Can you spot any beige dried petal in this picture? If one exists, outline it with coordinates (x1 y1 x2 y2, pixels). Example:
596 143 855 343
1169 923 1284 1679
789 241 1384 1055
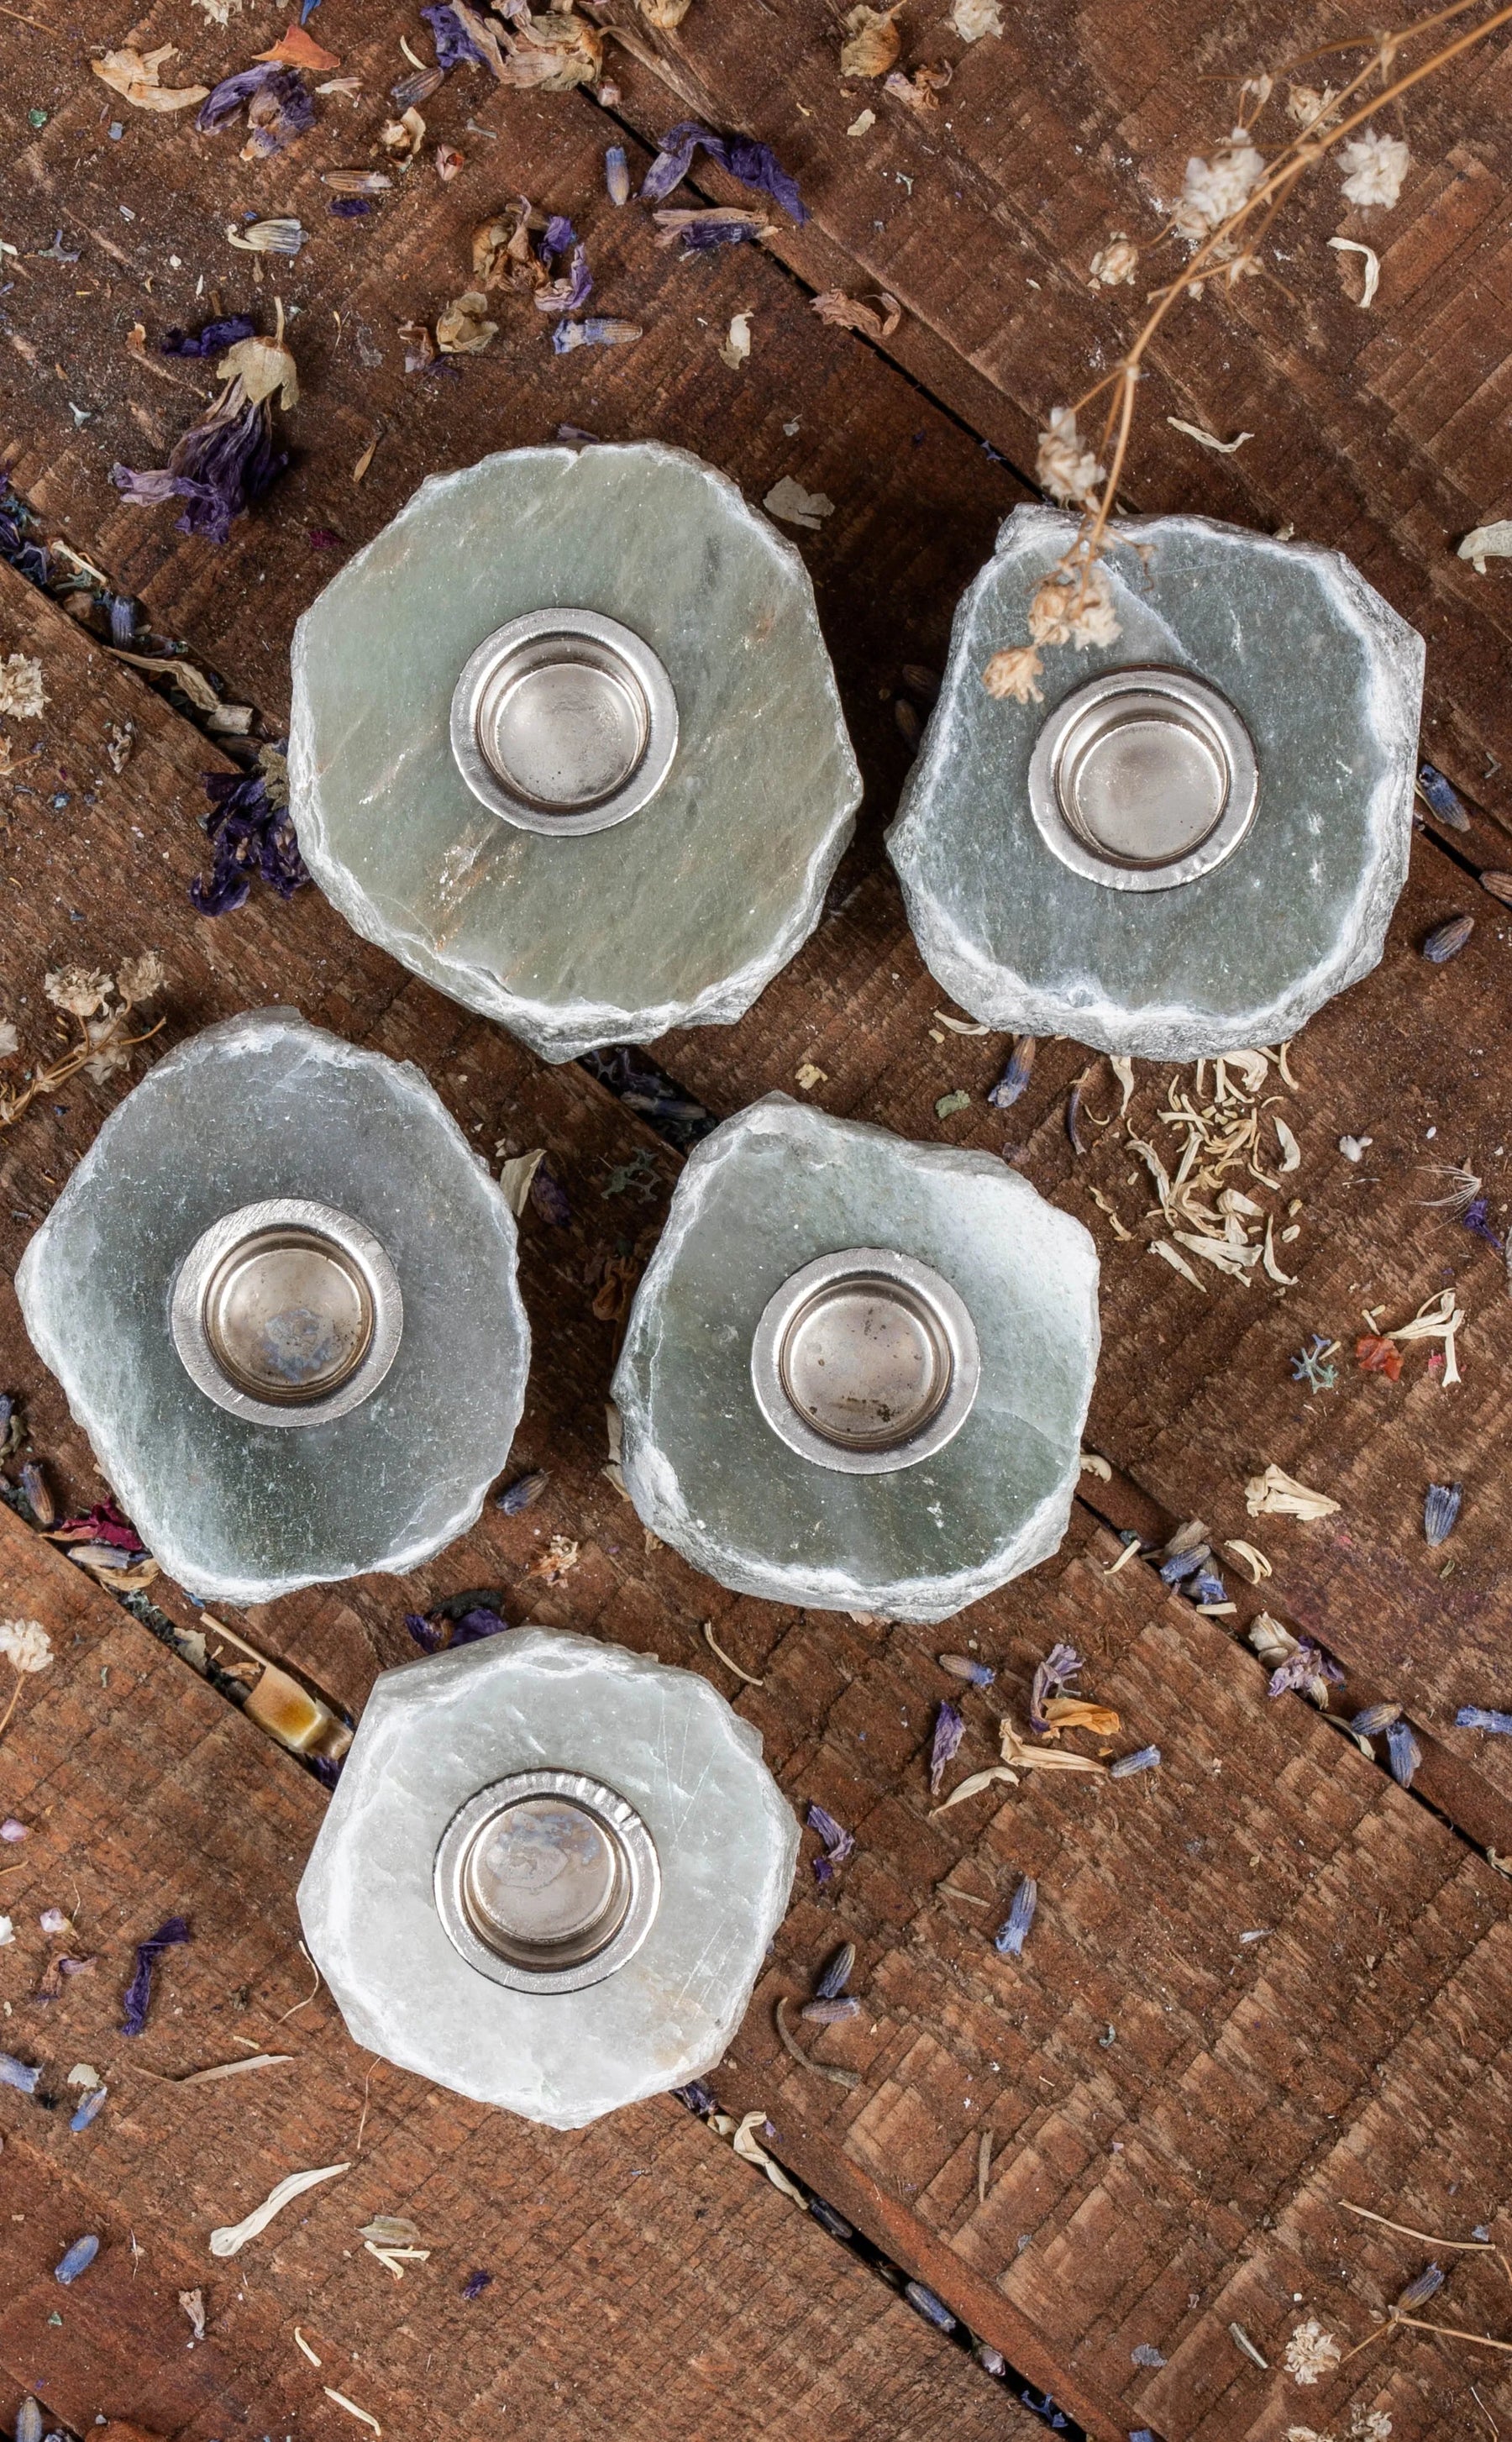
730 2110 807 2203
1286 83 1339 128
0 653 46 719
718 311 753 370
435 291 499 354
1245 1464 1340 1520
950 0 1001 34
45 965 113 1019
811 286 901 340
218 334 299 409
1089 235 1137 286
764 475 834 531
1028 563 1120 650
498 10 603 92
639 0 693 20
116 950 165 1006
1036 406 1103 508
1284 2318 1341 2386
884 62 949 111
0 1019 18 1057
1458 520 1512 575
92 45 210 111
841 3 904 77
981 645 1044 704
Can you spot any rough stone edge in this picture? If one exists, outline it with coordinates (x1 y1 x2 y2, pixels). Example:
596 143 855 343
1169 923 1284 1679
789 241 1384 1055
612 1094 1100 1625
288 442 863 1063
14 1008 530 1606
886 506 1425 1058
297 1627 801 2126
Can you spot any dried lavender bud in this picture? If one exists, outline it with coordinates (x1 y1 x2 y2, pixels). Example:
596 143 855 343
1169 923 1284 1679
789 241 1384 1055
801 1996 861 2023
1350 1702 1401 1736
1387 1718 1423 1789
937 1652 995 1687
1457 1706 1512 1736
993 1874 1037 1958
672 2077 717 2115
1425 1481 1462 1546
391 65 444 108
1158 1544 1208 1585
806 1800 854 1883
895 698 921 751
69 2084 108 2132
460 2267 493 2300
16 2400 42 2442
987 1035 1036 1109
974 2343 1007 2376
814 1940 855 2000
927 1699 965 1794
606 144 630 205
496 1468 549 1515
1416 761 1472 829
19 1459 54 1526
904 2281 955 2331
808 2198 853 2240
1109 1746 1160 1778
1028 1641 1081 1733
1422 913 1474 963
0 2051 40 2093
900 662 941 703
1189 1569 1226 1605
1394 2261 1445 2313
1482 870 1512 906
54 2234 99 2285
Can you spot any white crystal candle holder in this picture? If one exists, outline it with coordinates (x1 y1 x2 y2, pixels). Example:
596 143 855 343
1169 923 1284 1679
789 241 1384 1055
612 1095 1100 1623
15 1010 529 1604
888 507 1425 1058
297 1628 798 2127
288 443 862 1063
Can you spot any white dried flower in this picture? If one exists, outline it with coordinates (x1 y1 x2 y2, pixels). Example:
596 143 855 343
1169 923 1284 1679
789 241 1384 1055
0 1019 17 1057
981 645 1044 704
1287 83 1340 129
1036 406 1104 509
45 966 113 1019
951 0 1002 34
0 653 46 720
1089 234 1137 286
1284 2318 1341 2387
1339 128 1410 209
1349 2413 1392 2441
1173 129 1265 241
0 1618 53 1673
1028 562 1121 650
116 950 165 1006
192 0 241 19
82 1019 133 1084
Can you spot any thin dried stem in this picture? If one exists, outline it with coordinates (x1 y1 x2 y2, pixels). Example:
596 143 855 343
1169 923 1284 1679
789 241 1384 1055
1338 2201 1499 2251
0 1673 25 1747
0 1013 165 1130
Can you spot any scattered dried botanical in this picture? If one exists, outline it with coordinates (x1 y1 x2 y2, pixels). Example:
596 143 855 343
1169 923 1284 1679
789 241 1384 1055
730 2109 808 2202
211 2162 350 2257
812 287 902 340
764 475 835 530
1327 234 1380 305
1459 520 1512 574
1425 1481 1462 1545
702 1620 764 1685
1284 2317 1342 2385
1244 1464 1340 1520
840 3 905 78
323 2391 381 2436
774 1996 860 2088
92 45 210 110
1167 417 1254 452
994 1875 1037 1957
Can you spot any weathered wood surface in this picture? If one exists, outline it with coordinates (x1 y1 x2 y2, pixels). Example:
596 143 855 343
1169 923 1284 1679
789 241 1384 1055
0 1506 1042 2442
3 1 1512 2434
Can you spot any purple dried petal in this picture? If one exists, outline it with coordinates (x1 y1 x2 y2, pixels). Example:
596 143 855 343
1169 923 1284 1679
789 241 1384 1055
496 1468 549 1515
191 759 307 916
672 2077 717 2115
1387 1719 1423 1789
55 2234 99 2285
937 1652 995 1688
1350 1701 1401 1736
1158 1545 1208 1585
160 315 257 358
1458 1705 1512 1736
423 3 490 69
0 2051 40 2093
1268 1639 1343 1699
806 1800 853 1881
814 1941 856 2000
70 2085 108 2132
330 196 373 218
1189 1570 1226 1605
540 214 577 262
460 2268 493 2300
1425 1482 1462 1546
120 1914 191 2038
928 1699 964 1795
449 1607 509 1647
39 1907 69 1935
308 1752 344 1789
1395 2261 1445 2312
1 1818 26 1841
1461 1198 1505 1254
800 1996 860 2023
987 1036 1035 1109
113 382 289 551
528 1163 571 1226
1109 1746 1160 1779
904 2280 955 2331
1422 913 1474 964
1028 1641 1081 1735
405 1610 444 1653
197 63 313 155
535 244 593 314
640 118 807 223
674 215 768 252
994 1875 1037 1959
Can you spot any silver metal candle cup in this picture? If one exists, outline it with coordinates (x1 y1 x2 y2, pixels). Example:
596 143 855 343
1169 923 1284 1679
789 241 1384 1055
749 1247 980 1473
433 1767 660 1994
1027 664 1257 891
170 1197 403 1427
449 607 680 837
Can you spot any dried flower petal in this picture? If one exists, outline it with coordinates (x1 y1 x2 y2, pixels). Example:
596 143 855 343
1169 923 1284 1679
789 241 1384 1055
1244 1464 1340 1520
121 1914 191 2037
0 654 46 719
436 291 499 354
0 1617 51 1673
1284 2318 1341 2386
814 1940 856 1999
640 118 807 223
461 2267 493 2299
1338 128 1410 209
1425 1481 1462 1545
1386 1719 1422 1788
1089 234 1137 286
806 1800 854 1883
1173 129 1264 241
1422 913 1473 964
928 1699 965 1795
1109 1746 1160 1778
1027 561 1120 649
0 2051 40 2093
764 475 834 530
55 2234 100 2284
981 645 1044 704
951 0 1001 34
423 3 491 69
937 1652 995 1687
1029 1640 1081 1735
1036 406 1103 509
70 2084 108 2132
840 3 904 78
811 286 901 339
993 1875 1037 1957
92 45 209 111
197 62 314 157
1357 1334 1404 1382
1457 1705 1512 1736
1350 1702 1401 1736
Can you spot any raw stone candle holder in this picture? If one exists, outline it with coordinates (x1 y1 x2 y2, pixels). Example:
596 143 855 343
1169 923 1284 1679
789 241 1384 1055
888 506 1425 1058
297 1627 798 2127
612 1095 1100 1623
287 442 862 1063
14 1010 528 1604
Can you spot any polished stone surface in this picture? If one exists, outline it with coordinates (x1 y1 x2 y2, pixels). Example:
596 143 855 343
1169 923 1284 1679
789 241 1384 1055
289 443 861 1061
888 507 1425 1057
613 1095 1100 1621
298 1628 798 2125
15 1010 528 1603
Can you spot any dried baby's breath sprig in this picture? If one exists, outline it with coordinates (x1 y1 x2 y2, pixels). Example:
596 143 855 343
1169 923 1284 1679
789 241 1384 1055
983 0 1512 694
2 957 166 1132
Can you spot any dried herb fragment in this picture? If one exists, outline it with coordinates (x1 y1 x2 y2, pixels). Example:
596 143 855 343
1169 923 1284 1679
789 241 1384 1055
640 119 808 222
1458 1706 1512 1736
937 1652 995 1687
994 1875 1037 1958
1421 913 1473 964
1386 1719 1423 1788
121 1914 191 2037
1109 1746 1160 1778
1425 1481 1462 1545
814 1940 855 1999
55 2234 100 2284
806 1800 853 1884
461 2267 493 2299
927 1699 965 1794
1028 1640 1081 1734
987 1036 1035 1108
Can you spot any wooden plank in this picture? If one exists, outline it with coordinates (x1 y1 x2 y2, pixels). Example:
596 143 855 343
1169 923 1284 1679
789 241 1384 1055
605 3 1512 822
0 1507 1039 2442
